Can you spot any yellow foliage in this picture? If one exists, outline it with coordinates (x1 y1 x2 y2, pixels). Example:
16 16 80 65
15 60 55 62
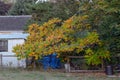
13 15 108 64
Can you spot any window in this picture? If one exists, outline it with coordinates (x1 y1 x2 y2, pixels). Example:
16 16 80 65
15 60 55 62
0 40 8 52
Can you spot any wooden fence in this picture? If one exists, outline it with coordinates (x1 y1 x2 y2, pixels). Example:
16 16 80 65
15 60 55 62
68 56 120 73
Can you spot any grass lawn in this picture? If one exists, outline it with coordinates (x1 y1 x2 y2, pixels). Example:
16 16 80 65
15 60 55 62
0 68 119 80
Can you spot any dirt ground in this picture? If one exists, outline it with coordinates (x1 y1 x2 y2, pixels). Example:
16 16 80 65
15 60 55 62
0 68 119 80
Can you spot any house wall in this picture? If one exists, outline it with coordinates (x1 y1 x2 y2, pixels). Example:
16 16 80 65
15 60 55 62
0 39 26 68
8 39 24 53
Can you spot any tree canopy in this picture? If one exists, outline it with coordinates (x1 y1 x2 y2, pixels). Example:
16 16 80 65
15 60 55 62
77 0 120 64
13 0 120 65
13 15 110 65
79 0 120 55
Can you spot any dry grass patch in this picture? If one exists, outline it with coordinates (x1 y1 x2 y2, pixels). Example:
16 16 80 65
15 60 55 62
0 68 119 80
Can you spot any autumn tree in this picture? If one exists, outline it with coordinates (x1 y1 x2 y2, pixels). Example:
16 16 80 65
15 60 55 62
13 0 120 65
13 15 110 65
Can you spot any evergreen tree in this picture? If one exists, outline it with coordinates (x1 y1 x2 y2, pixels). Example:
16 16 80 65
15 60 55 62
8 0 36 15
31 0 79 25
78 0 120 64
0 1 11 15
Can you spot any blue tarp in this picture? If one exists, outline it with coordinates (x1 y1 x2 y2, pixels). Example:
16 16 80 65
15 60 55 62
39 53 61 70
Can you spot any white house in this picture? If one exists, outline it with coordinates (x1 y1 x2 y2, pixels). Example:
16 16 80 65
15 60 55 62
0 15 31 68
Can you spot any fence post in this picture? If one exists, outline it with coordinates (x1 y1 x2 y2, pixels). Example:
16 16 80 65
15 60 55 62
0 54 2 68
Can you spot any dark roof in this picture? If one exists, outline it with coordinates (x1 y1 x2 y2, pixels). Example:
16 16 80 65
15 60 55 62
0 15 31 31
